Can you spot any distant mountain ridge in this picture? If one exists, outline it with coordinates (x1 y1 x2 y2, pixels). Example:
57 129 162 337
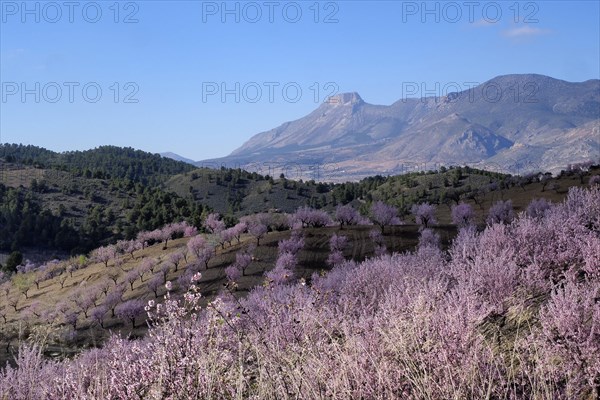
200 74 600 181
160 152 197 165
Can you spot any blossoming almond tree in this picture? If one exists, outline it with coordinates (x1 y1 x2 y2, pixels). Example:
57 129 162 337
205 213 225 234
146 273 165 297
292 206 332 228
234 246 254 276
335 204 360 229
370 201 400 234
187 235 207 259
411 203 437 228
487 199 514 225
1 186 599 399
91 245 117 267
115 299 145 328
451 202 475 228
248 223 268 246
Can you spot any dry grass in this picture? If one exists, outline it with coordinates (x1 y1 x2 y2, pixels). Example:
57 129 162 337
435 172 593 224
0 224 428 365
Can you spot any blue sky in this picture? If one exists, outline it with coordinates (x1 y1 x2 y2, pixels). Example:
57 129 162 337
1 0 599 160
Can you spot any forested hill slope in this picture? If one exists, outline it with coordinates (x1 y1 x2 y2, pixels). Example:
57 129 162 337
1 144 597 260
0 145 205 255
0 144 196 185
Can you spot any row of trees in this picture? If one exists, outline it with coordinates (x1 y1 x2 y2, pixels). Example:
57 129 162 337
2 185 558 276
2 178 598 357
2 185 598 398
0 220 207 338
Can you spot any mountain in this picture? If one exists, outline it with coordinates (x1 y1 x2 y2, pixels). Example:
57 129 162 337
201 74 600 180
160 152 197 165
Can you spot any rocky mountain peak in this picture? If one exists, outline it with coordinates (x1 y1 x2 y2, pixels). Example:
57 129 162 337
202 74 599 180
325 92 364 106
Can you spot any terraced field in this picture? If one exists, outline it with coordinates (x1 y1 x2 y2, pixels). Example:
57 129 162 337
0 223 434 365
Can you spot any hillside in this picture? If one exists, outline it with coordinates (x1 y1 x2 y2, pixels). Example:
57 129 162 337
0 222 444 365
1 144 597 261
1 181 599 397
1 144 196 186
0 146 598 395
1 164 598 363
0 146 207 257
165 163 597 222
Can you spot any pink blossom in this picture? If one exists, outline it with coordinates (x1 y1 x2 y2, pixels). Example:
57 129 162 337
187 235 207 258
451 203 475 228
191 272 202 282
225 265 242 283
278 231 305 256
205 213 225 234
335 204 360 229
486 200 514 225
526 198 551 219
292 206 332 228
248 223 268 246
370 201 400 234
411 203 437 228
